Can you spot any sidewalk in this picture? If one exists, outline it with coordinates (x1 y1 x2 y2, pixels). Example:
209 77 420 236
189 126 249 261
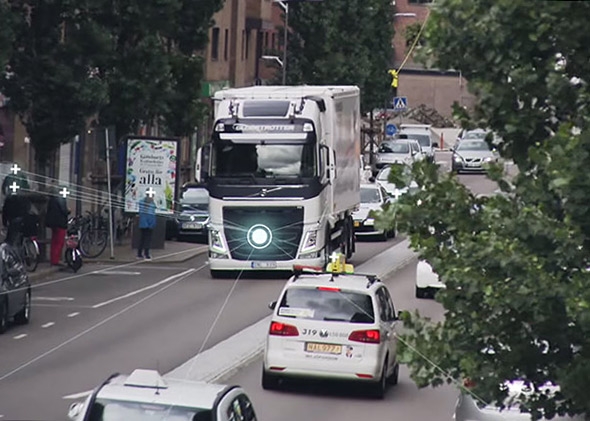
28 240 208 283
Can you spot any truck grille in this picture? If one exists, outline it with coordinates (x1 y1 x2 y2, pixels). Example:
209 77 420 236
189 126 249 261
223 207 304 261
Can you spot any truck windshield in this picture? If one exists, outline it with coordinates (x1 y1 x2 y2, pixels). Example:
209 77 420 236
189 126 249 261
212 142 316 178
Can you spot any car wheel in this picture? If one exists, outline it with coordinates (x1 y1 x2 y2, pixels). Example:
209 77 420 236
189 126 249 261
387 363 399 386
14 289 31 325
261 367 280 390
0 298 8 334
415 286 428 299
370 360 387 399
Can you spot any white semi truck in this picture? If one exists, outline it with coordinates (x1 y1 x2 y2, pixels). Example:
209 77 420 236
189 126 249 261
195 85 361 277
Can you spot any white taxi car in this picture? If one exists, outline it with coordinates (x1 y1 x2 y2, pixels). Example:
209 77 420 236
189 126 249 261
67 369 258 421
262 256 401 398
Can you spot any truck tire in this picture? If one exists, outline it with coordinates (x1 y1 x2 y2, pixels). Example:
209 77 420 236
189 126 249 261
323 229 333 268
345 217 354 259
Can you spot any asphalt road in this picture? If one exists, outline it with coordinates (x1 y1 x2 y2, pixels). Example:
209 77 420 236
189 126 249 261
0 233 402 420
225 262 459 421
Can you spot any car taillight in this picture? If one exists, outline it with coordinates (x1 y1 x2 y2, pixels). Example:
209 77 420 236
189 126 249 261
463 378 476 389
348 329 380 343
269 321 299 336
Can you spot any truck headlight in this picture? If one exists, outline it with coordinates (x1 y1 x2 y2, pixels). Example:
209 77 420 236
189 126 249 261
301 229 318 252
209 229 227 253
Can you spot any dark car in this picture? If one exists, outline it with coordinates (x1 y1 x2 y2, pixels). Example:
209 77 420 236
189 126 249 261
166 185 210 241
0 242 31 333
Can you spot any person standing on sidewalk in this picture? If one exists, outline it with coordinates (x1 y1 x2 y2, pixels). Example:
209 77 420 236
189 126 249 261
137 191 156 260
46 187 69 266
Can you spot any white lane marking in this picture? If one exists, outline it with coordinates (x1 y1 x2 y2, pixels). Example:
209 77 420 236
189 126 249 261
41 322 55 328
13 334 27 340
32 297 74 302
63 390 93 400
91 270 141 276
91 269 196 309
67 312 80 318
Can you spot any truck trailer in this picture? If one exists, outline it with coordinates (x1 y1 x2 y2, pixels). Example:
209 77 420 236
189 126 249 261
195 85 361 277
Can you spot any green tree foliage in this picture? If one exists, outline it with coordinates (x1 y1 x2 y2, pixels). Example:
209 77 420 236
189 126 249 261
0 1 14 68
286 0 394 112
374 0 590 418
1 1 109 162
93 0 224 139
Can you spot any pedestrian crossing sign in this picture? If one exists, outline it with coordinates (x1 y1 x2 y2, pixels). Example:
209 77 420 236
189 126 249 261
393 96 408 111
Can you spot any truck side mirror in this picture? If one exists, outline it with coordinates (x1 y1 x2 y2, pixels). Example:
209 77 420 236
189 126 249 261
195 144 211 183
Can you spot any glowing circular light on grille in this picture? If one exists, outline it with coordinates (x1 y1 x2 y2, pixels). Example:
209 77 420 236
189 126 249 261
247 224 273 249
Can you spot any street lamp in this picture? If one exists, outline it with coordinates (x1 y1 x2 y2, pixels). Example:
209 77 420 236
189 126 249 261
273 0 324 85
261 55 284 68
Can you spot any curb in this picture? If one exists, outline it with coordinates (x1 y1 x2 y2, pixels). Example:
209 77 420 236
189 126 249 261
165 239 418 384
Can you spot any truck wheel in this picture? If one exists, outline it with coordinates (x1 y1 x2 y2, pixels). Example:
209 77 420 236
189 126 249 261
323 230 333 268
346 218 354 259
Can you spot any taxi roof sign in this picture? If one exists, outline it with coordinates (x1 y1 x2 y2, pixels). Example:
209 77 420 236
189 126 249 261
326 252 354 274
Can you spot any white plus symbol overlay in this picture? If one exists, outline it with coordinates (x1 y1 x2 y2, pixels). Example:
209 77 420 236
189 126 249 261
146 187 156 198
10 164 20 175
9 182 19 194
60 187 70 198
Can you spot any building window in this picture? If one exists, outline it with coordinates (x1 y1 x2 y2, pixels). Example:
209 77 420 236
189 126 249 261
224 29 229 61
211 27 220 61
264 32 269 49
271 33 276 50
246 30 250 59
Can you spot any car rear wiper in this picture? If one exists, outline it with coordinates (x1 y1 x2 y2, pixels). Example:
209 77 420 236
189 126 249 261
323 317 348 322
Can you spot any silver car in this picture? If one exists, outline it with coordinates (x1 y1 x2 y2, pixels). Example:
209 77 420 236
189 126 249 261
451 139 499 173
372 140 422 175
455 380 583 420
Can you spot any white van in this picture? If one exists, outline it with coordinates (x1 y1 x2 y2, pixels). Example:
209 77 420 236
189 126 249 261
397 124 437 162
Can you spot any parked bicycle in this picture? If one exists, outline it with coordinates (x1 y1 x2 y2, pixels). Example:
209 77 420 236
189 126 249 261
65 217 83 272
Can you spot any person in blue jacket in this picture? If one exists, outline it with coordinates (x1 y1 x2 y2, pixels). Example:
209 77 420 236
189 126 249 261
137 190 156 260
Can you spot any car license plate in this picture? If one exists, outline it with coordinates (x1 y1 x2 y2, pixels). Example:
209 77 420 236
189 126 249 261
467 162 480 167
354 221 360 227
182 222 202 229
251 261 277 269
305 342 342 355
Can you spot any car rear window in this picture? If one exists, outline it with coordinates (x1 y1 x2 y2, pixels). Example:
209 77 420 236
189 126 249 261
278 287 375 323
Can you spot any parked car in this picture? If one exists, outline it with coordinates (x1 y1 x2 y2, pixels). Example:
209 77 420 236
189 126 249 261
67 369 258 421
451 139 500 173
373 166 419 200
166 185 210 241
455 379 583 420
353 183 394 241
263 265 401 398
0 242 31 333
372 139 424 175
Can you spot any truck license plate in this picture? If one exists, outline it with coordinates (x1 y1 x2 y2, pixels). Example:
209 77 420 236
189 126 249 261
251 261 277 269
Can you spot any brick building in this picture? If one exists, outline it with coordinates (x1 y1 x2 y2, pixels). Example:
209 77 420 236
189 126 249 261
393 0 475 118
